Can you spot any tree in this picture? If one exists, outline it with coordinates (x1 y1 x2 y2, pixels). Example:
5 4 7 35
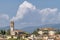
56 29 60 34
6 29 10 35
0 30 6 38
1 30 6 35
32 30 39 36
8 38 17 40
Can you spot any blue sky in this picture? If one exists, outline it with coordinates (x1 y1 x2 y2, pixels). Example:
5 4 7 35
0 0 60 29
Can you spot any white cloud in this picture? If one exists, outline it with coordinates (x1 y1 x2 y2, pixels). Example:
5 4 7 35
0 14 9 20
11 1 60 25
40 8 58 15
39 8 59 24
0 14 9 27
11 1 36 21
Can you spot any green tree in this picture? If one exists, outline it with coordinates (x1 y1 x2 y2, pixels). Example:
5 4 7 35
6 29 10 35
8 38 17 40
32 28 40 36
56 29 60 34
1 30 6 35
0 30 6 38
32 30 38 36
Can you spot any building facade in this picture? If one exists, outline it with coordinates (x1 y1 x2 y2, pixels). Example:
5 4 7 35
10 21 25 36
10 21 15 35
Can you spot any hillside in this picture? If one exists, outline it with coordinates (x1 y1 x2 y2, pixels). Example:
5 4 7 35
0 24 60 33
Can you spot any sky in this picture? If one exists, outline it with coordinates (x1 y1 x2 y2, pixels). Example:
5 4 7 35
0 0 60 29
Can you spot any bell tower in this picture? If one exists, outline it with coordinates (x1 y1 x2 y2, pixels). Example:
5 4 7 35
10 21 15 35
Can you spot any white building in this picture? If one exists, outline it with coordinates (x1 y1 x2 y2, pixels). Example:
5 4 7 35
10 21 26 36
38 28 56 40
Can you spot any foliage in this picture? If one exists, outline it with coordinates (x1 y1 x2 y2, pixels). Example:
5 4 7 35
24 32 29 35
8 38 17 40
6 29 10 35
56 29 60 34
0 30 6 35
32 30 38 36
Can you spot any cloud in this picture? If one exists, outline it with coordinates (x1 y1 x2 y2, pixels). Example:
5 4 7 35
40 8 58 15
11 1 36 21
11 1 60 25
39 8 59 24
0 14 9 20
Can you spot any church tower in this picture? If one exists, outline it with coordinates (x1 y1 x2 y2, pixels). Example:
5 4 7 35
10 21 15 35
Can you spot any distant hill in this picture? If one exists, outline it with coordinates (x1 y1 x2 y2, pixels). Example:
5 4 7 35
42 24 60 29
20 24 60 33
0 26 10 30
0 24 60 33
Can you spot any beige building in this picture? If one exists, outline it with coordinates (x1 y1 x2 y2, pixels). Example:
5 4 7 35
38 28 56 40
10 21 60 40
10 21 25 36
38 28 56 36
10 21 15 35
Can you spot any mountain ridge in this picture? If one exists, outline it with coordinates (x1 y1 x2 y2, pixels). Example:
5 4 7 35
0 24 60 33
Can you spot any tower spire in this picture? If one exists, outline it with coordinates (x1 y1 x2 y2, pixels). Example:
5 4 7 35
10 21 15 35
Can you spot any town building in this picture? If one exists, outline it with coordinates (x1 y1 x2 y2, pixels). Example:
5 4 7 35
37 28 60 40
10 21 26 39
10 21 60 40
27 28 60 40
